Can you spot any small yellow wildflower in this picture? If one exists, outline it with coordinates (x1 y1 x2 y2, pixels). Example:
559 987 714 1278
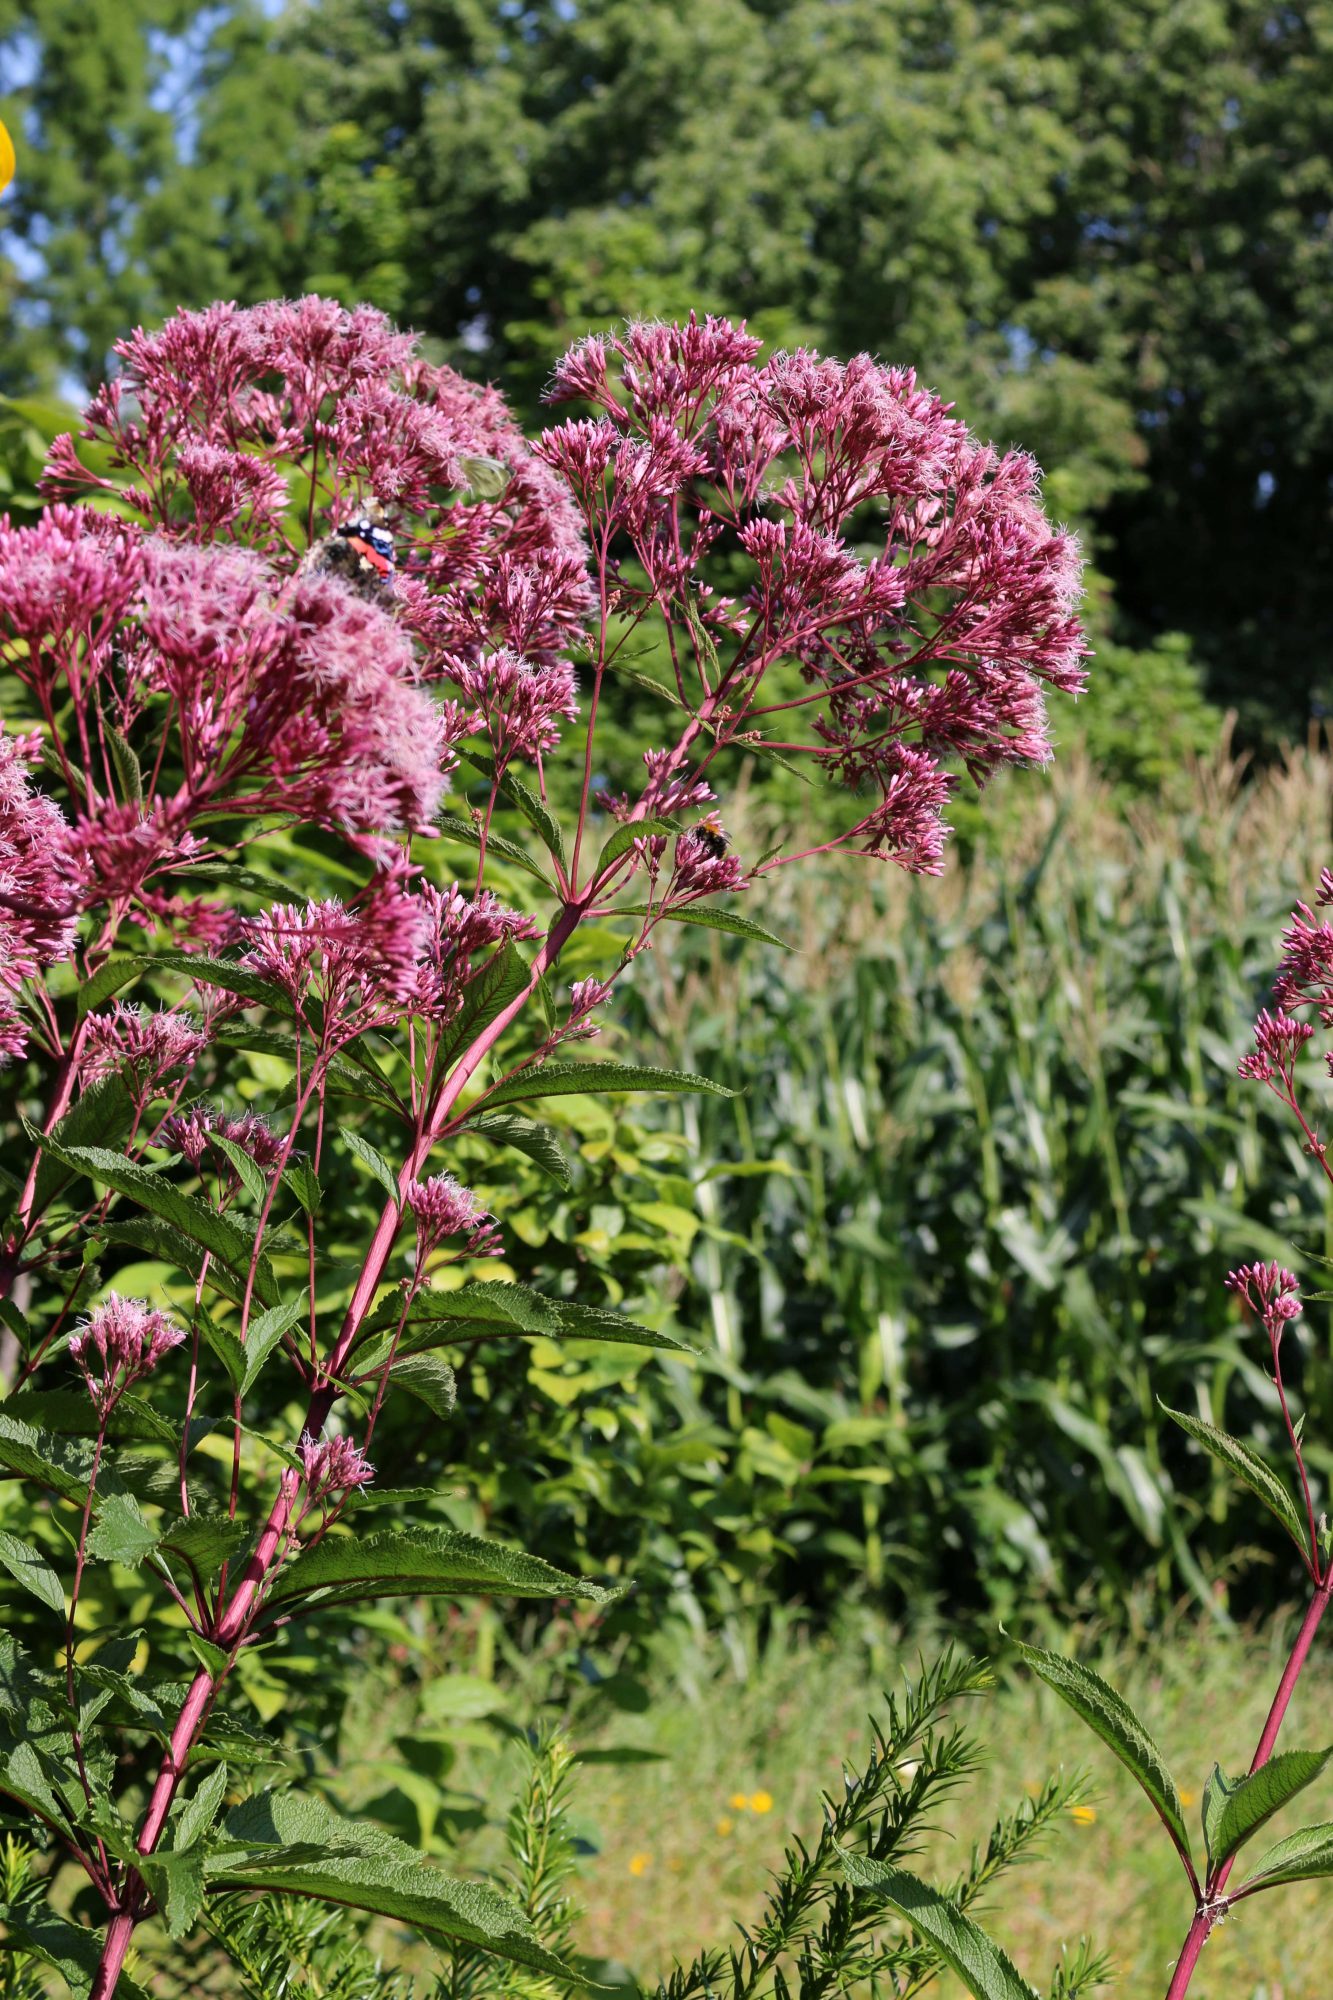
749 1790 774 1815
628 1852 652 1877
729 1792 750 1811
0 122 13 198
716 1816 735 1837
1069 1804 1097 1827
1179 1789 1198 1808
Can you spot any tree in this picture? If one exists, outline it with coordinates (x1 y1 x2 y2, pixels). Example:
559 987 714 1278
0 0 295 393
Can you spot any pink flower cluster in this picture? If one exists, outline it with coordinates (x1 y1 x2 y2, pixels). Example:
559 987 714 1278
1237 884 1333 1108
236 874 534 1053
159 1106 285 1175
1237 1007 1315 1086
81 1003 208 1100
1225 1262 1303 1340
0 728 79 1063
70 1293 185 1415
443 647 579 765
406 1173 501 1260
297 1430 375 1502
49 293 590 669
539 313 1086 874
3 296 597 942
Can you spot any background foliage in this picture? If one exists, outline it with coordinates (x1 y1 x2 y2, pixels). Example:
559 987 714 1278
4 0 1332 734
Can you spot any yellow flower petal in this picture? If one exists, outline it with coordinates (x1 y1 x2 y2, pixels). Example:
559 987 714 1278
729 1792 749 1810
628 1852 652 1876
1179 1789 1198 1808
1070 1804 1097 1826
0 121 14 199
749 1790 774 1814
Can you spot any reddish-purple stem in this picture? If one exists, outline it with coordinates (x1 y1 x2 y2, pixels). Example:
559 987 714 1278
1164 1578 1333 1997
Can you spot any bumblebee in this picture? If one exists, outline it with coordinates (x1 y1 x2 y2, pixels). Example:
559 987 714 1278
694 810 730 860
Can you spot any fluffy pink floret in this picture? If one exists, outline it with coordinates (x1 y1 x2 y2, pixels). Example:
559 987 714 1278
1225 1261 1303 1339
70 1293 185 1413
406 1172 501 1259
298 1430 375 1500
0 729 79 1061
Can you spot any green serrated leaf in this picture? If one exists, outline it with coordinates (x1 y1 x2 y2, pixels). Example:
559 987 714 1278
134 949 295 1016
75 1665 175 1738
1237 1820 1333 1893
388 1355 457 1418
611 902 793 948
75 956 143 1019
0 1297 29 1349
482 1060 736 1110
159 1513 249 1582
200 1309 245 1394
210 1132 268 1206
175 1761 229 1851
1016 1642 1194 1870
437 938 531 1067
85 1491 159 1567
0 1410 103 1506
0 1530 64 1613
0 1738 64 1821
139 1845 206 1938
188 1631 230 1679
458 748 567 867
104 722 143 805
0 1906 153 2000
100 1215 248 1307
338 1126 400 1202
208 1790 571 1978
8 1388 177 1445
241 1297 306 1394
1203 1748 1333 1871
175 858 295 900
1160 1403 1312 1564
284 1156 323 1217
30 1074 135 1212
435 815 554 888
836 1853 1038 2000
467 1112 572 1187
32 1139 280 1307
263 1525 625 1612
600 655 688 710
359 1279 689 1362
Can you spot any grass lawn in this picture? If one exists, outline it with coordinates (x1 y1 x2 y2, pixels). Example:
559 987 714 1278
563 1613 1333 2000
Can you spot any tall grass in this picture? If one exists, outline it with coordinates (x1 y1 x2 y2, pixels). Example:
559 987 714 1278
611 732 1333 1634
565 1611 1331 1999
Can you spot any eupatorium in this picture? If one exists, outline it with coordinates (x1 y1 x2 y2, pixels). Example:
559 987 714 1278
0 295 1092 2000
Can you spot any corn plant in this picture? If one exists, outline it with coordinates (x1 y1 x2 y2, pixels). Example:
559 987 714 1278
596 741 1333 1636
1008 873 1333 1995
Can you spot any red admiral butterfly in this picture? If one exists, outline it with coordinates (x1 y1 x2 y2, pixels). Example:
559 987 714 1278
335 515 396 580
